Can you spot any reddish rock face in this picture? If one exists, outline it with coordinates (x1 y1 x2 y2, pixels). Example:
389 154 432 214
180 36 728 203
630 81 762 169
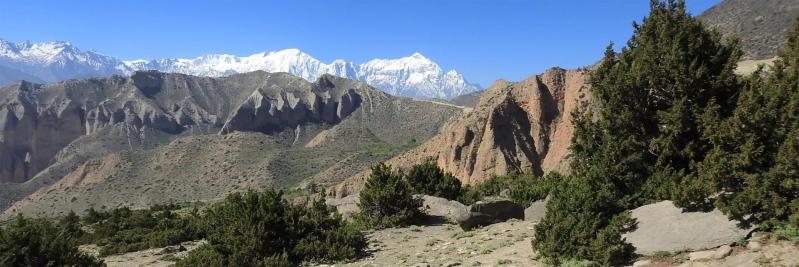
335 68 592 197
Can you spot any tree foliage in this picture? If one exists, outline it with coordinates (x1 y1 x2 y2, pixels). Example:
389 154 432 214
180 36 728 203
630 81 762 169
458 172 555 206
0 215 103 267
697 17 799 225
355 163 424 228
406 160 463 200
179 189 366 266
534 0 742 264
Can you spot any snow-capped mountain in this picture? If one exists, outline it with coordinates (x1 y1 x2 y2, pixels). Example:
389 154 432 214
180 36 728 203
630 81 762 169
0 39 122 83
0 39 481 99
120 49 480 99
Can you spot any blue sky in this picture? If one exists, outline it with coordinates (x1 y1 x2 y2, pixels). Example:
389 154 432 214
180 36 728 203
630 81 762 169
0 0 720 87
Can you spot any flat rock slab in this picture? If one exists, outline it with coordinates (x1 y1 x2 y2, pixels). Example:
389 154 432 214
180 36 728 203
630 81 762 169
524 196 548 222
624 200 753 255
457 197 524 230
417 194 469 224
325 194 360 220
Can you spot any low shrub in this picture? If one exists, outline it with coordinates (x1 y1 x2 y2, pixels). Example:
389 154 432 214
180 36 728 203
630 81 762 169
355 163 424 228
0 215 103 266
84 205 204 256
406 160 463 200
178 189 366 266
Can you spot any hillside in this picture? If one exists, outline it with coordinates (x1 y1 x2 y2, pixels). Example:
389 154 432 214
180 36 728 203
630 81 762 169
698 0 799 60
0 71 461 217
335 67 590 197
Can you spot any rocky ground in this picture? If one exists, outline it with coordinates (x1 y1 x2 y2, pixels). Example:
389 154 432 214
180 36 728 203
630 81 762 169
334 220 540 267
90 220 799 267
81 240 206 267
327 222 799 267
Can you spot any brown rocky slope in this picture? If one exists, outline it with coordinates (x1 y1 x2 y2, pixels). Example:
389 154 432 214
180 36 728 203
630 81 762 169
0 71 462 217
335 67 590 197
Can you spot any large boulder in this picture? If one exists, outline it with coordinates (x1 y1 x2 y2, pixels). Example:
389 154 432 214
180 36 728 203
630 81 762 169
325 194 360 220
457 197 524 230
624 201 754 255
417 194 469 224
524 196 549 222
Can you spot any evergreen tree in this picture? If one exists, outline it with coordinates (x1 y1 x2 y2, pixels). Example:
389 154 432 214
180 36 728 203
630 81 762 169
405 160 463 200
180 189 365 266
533 0 741 263
0 215 103 267
355 163 424 228
700 17 799 225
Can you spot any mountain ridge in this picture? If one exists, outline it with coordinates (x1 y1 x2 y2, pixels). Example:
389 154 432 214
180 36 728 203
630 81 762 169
0 39 481 99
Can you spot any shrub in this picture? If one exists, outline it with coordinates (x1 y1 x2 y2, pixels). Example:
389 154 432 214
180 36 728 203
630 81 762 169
0 215 103 266
458 172 555 206
355 163 424 228
774 222 799 244
178 189 366 266
532 175 634 266
534 0 742 264
84 205 204 256
406 160 463 200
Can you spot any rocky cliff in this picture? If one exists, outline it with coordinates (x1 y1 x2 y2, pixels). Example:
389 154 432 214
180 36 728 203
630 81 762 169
335 67 590 197
0 71 462 217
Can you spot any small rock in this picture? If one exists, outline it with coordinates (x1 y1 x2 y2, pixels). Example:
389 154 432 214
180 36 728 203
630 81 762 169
747 241 762 252
415 263 431 267
688 250 716 261
157 245 186 255
750 232 768 242
677 262 711 267
470 261 482 266
442 262 461 267
713 245 732 259
524 196 549 222
633 259 652 266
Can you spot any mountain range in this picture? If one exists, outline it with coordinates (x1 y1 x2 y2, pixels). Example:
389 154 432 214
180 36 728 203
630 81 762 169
0 71 462 217
0 40 481 99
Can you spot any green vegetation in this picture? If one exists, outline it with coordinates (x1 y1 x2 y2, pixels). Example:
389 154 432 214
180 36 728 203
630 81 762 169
533 0 743 265
774 223 799 244
178 190 365 266
1 187 367 266
692 17 799 226
83 204 205 256
406 160 463 200
530 0 799 265
355 163 424 228
0 214 103 266
459 172 556 206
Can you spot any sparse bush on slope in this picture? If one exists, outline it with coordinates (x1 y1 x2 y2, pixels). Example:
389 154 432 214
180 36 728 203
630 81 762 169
85 204 205 256
355 163 424 228
178 189 366 266
0 214 103 267
458 172 555 206
406 160 463 200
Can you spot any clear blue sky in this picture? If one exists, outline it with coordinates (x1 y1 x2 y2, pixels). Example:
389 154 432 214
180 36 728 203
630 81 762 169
0 0 721 87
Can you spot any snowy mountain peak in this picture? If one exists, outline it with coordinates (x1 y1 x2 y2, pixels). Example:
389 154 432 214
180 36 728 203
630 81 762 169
0 39 481 99
410 52 428 59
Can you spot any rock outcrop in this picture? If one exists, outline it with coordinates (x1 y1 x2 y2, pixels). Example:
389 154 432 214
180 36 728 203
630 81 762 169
0 71 462 217
623 201 754 256
418 194 469 224
457 197 524 230
523 196 549 222
334 67 590 197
